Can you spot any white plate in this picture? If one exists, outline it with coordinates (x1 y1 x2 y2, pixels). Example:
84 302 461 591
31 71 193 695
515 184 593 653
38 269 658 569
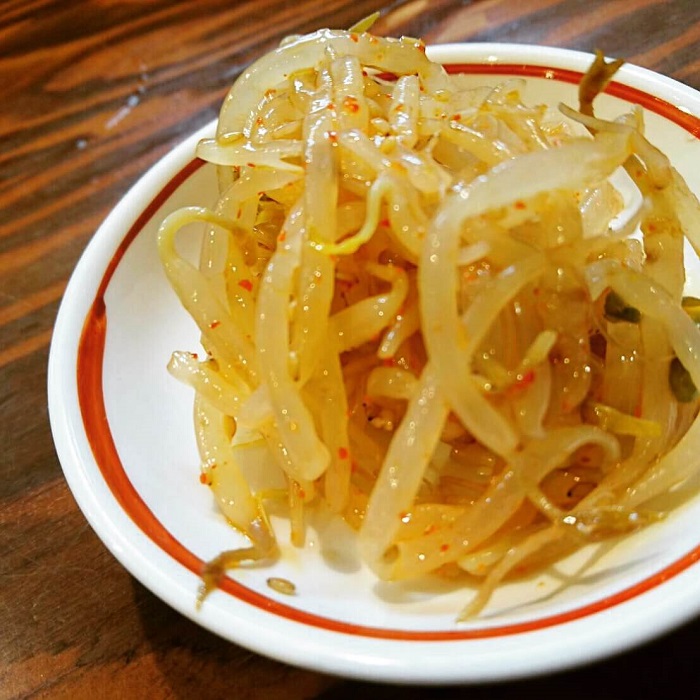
48 43 700 684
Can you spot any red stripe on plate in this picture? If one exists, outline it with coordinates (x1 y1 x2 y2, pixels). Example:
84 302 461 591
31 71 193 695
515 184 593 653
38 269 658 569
447 63 700 137
77 67 700 641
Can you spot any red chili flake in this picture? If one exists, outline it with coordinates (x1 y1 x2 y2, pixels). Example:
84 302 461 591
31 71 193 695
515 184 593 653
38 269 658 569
382 358 396 367
338 446 349 460
350 33 359 43
199 473 211 485
440 543 450 553
517 369 536 388
238 279 253 292
189 352 199 359
255 117 264 126
278 231 287 242
327 130 338 143
297 488 306 499
343 96 360 113
362 70 368 76
264 88 277 98
379 218 391 228
236 207 242 218
505 369 537 398
647 223 657 233
452 113 462 121
246 162 256 168
514 200 527 210
327 102 336 111
209 320 221 329
416 41 426 53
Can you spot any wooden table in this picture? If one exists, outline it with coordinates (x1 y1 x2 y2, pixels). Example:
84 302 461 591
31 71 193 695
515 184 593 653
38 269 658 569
2 0 699 697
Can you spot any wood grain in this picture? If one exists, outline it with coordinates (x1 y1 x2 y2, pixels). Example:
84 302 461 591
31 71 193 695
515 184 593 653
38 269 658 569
1 1 699 698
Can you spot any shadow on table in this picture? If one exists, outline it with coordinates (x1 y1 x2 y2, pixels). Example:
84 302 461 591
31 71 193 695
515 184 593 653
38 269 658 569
132 580 335 699
133 577 699 700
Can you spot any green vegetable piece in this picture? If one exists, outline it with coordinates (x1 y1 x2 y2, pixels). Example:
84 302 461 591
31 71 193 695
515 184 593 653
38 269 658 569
348 11 380 33
604 290 641 324
669 357 698 403
682 296 700 324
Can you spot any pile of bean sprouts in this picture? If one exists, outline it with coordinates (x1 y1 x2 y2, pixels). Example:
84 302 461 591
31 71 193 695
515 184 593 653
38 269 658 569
158 25 700 618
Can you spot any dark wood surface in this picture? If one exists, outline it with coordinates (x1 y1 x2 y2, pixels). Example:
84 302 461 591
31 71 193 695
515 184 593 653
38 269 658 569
2 1 699 697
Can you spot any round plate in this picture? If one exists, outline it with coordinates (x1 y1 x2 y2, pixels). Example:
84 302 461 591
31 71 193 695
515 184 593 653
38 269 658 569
48 43 700 684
